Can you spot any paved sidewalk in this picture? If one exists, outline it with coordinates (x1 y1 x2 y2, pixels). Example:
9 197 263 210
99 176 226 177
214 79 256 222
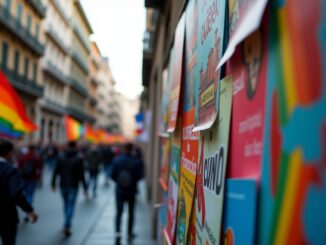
16 167 153 245
83 181 154 245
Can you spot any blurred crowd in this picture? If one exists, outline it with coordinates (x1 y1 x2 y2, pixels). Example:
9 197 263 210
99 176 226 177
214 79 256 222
0 138 145 245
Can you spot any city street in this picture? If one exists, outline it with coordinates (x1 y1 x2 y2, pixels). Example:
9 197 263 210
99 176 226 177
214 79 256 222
16 167 153 245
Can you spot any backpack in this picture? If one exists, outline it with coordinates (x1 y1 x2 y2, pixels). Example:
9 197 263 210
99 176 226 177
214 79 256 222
117 163 133 188
21 160 36 178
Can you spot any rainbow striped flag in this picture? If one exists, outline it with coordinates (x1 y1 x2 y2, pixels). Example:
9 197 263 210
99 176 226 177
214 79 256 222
0 70 37 138
65 116 84 141
85 124 99 143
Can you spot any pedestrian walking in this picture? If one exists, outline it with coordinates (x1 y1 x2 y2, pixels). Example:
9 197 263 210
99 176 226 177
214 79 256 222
44 142 58 169
18 144 42 222
111 143 144 242
51 141 88 237
86 145 102 198
0 139 38 245
101 145 114 187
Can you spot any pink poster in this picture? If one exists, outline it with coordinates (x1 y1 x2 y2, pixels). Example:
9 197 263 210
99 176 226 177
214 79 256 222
227 17 268 180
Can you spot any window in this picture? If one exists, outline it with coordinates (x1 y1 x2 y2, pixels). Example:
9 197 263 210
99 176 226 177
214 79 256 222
24 57 29 79
14 50 20 73
33 63 37 82
26 14 31 34
1 42 9 70
16 4 22 27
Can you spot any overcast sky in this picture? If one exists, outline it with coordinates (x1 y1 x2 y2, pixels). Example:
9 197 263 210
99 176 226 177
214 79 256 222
81 0 145 100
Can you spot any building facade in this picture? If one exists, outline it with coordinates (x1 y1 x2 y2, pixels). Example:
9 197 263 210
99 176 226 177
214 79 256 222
0 0 46 143
87 42 101 127
65 0 92 125
0 0 124 145
40 0 71 144
96 57 121 134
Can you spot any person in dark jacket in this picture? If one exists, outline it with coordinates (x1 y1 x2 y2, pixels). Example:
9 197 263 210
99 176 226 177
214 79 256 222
101 145 114 187
0 138 38 245
18 144 42 222
111 142 144 242
51 141 87 237
86 145 102 198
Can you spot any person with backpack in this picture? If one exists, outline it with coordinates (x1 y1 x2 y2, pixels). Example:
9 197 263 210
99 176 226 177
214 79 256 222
18 144 42 222
51 141 88 237
0 139 38 244
111 142 144 242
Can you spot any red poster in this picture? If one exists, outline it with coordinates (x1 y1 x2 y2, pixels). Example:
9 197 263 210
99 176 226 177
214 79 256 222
227 20 268 180
167 14 185 133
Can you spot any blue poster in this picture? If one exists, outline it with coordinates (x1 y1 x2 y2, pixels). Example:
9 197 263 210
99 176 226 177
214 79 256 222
195 0 227 131
222 179 257 245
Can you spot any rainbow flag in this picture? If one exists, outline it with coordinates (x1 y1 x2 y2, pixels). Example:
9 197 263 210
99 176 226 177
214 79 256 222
65 116 84 141
0 70 37 138
85 124 99 143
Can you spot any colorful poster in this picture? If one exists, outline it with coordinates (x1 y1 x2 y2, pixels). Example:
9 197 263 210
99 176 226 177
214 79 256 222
164 119 182 244
194 0 227 131
195 77 233 245
167 14 185 133
227 15 268 180
160 51 174 136
222 179 257 245
159 137 171 190
174 0 200 244
259 1 326 245
218 0 269 68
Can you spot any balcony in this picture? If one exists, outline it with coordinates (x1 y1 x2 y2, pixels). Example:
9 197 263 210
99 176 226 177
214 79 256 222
90 76 99 86
1 66 43 97
0 7 45 56
71 51 89 74
73 24 90 53
43 61 69 85
66 106 90 122
41 99 65 115
28 0 47 18
69 77 88 97
45 25 69 54
50 0 70 25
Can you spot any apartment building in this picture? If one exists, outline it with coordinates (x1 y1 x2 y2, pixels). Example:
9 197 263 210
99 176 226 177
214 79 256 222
0 0 46 142
65 0 93 125
96 57 121 133
39 0 71 144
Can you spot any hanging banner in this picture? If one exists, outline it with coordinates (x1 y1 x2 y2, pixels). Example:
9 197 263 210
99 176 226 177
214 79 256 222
222 179 257 245
217 0 269 69
195 77 232 245
227 16 268 180
167 14 186 133
159 137 171 191
175 0 200 243
194 0 227 131
164 119 182 244
0 71 37 137
65 116 84 141
259 1 326 245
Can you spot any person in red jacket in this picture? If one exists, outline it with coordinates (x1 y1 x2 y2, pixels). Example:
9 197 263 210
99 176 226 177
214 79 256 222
18 144 42 222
